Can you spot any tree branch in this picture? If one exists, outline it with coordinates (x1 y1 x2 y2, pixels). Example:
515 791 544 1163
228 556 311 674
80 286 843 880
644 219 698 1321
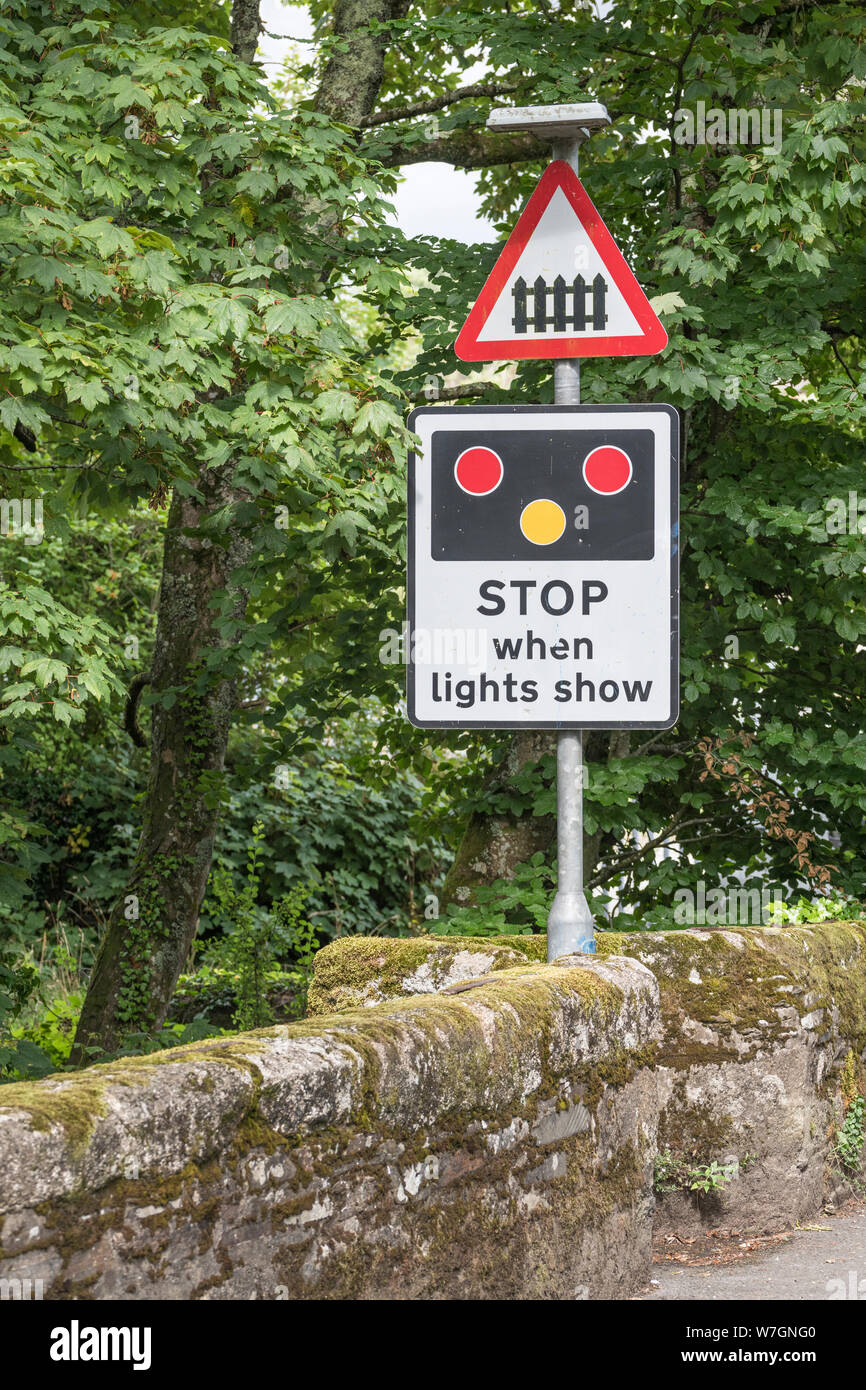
588 813 709 889
609 43 680 70
372 128 548 169
830 338 863 395
361 79 521 128
412 382 498 401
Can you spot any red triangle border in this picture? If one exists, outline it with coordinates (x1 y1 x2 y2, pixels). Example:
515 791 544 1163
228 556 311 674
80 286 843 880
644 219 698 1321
454 161 668 362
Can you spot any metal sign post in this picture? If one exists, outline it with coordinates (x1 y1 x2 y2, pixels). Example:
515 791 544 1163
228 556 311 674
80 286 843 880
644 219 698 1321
490 106 609 960
549 357 595 957
410 103 677 967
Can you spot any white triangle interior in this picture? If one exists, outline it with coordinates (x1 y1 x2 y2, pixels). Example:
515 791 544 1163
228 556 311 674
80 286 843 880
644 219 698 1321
476 187 643 342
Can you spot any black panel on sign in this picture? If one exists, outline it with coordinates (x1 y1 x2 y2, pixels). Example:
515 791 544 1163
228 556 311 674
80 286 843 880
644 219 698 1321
430 428 654 561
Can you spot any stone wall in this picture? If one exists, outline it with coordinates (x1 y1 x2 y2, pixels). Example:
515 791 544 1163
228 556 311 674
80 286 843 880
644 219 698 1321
0 954 660 1300
310 922 866 1238
1 922 863 1300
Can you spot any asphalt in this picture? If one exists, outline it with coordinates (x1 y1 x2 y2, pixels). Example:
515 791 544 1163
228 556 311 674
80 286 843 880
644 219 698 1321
639 1206 866 1300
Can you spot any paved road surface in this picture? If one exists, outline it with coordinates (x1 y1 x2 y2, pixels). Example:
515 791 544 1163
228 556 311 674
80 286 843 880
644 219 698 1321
640 1207 866 1300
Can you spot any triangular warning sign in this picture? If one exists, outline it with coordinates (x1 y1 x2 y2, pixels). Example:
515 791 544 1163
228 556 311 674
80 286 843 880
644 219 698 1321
455 161 667 362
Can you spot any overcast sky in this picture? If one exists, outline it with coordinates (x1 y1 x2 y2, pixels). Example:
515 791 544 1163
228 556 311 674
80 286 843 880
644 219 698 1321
258 0 498 244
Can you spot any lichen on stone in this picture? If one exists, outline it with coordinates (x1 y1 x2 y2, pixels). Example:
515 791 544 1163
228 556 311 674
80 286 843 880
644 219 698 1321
2 921 863 1299
309 923 866 1073
306 933 547 1016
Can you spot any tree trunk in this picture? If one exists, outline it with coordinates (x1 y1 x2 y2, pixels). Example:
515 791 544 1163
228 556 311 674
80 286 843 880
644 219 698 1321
440 733 555 908
72 470 252 1058
440 731 615 911
316 0 408 125
72 0 411 1060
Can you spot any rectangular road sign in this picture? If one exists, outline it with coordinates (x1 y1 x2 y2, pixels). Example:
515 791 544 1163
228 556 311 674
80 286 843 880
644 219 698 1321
407 403 679 729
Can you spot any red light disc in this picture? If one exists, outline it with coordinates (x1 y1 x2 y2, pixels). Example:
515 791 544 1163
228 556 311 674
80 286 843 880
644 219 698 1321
454 446 504 496
582 445 633 495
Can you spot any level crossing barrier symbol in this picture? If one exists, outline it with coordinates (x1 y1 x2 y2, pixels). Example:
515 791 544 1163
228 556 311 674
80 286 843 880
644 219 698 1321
512 274 608 335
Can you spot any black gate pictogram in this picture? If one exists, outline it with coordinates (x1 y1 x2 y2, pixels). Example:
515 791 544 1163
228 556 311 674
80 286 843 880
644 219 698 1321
512 274 608 334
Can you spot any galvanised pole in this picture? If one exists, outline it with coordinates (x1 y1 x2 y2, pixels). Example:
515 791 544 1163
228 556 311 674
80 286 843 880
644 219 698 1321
484 105 609 961
546 134 595 960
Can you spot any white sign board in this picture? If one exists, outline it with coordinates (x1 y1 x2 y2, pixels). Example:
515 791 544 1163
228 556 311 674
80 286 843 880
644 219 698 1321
407 404 679 729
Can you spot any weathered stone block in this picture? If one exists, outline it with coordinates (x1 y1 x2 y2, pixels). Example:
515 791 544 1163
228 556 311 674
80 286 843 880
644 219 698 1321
3 923 862 1298
0 956 660 1300
310 923 866 1238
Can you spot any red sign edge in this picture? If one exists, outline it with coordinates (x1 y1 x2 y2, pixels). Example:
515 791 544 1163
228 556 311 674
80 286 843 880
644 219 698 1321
454 161 668 362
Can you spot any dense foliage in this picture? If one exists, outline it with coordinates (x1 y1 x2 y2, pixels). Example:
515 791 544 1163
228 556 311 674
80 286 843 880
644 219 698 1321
1 0 864 1067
